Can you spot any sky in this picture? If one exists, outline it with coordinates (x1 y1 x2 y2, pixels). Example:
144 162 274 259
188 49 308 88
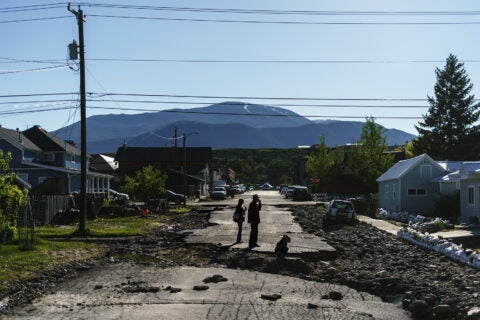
1 1 480 137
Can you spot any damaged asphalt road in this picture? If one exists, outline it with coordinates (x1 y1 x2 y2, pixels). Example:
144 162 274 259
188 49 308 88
1 191 479 319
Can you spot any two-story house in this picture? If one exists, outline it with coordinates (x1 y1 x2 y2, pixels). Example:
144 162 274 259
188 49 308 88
115 145 212 197
0 125 111 195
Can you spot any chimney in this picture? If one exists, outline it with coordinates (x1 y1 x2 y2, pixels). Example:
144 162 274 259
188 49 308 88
16 128 22 143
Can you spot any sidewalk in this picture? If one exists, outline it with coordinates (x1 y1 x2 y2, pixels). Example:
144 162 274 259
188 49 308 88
358 215 480 241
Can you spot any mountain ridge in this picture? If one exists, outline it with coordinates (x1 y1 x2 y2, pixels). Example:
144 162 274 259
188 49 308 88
52 102 416 153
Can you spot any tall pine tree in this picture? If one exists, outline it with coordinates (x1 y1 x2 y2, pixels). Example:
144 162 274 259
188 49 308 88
413 54 480 160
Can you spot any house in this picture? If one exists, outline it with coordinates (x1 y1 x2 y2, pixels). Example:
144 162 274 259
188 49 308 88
89 154 118 174
376 154 448 215
0 125 111 195
459 162 480 223
115 145 212 197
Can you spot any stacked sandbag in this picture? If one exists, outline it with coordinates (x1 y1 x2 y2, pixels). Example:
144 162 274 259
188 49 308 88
397 226 480 268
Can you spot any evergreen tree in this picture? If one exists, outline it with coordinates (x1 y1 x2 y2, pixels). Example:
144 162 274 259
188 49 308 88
413 54 480 160
346 117 393 191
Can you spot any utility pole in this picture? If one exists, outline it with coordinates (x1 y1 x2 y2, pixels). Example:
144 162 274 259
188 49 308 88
183 133 187 207
68 3 88 233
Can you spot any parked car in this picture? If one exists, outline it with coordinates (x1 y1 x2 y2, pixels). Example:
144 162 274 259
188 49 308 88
292 187 312 201
324 200 356 222
211 186 227 200
109 189 129 201
260 182 274 190
160 190 186 204
285 185 299 199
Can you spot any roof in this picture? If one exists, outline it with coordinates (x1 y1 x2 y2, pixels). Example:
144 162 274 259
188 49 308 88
0 127 42 152
376 153 445 182
437 161 463 173
115 146 212 162
460 162 480 175
90 154 118 170
18 162 112 178
432 170 460 182
23 126 81 156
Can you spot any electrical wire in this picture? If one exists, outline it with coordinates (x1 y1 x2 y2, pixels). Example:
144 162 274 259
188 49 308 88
88 14 480 25
0 65 69 74
0 16 70 24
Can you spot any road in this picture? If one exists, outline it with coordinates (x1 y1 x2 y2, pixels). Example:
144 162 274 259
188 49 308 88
1 190 410 320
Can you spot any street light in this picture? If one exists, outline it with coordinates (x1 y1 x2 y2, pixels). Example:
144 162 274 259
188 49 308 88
183 132 199 206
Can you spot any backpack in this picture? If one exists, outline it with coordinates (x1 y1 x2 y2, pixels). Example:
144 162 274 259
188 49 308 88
233 207 242 222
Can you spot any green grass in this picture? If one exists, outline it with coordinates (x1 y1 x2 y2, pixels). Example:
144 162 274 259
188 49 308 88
0 239 104 291
36 215 162 238
0 209 193 292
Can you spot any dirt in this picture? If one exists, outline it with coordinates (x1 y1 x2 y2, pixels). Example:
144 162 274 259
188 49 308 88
1 206 480 319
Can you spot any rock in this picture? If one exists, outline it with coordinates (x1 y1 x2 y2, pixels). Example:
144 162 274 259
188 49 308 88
193 285 209 291
94 284 103 290
307 303 318 309
328 291 343 301
410 300 429 316
468 307 480 318
433 304 453 318
203 274 228 283
260 294 282 301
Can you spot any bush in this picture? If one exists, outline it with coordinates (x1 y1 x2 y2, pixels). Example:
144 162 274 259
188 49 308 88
434 192 460 219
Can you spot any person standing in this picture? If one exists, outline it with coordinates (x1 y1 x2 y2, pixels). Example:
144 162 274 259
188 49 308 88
248 194 262 248
233 199 247 243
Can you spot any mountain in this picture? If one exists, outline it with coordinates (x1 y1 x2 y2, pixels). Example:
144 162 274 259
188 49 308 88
54 102 310 143
52 102 416 153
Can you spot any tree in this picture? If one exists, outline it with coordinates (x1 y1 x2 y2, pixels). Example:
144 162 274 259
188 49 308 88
413 54 480 160
0 151 28 242
123 165 167 202
306 136 334 186
346 117 394 191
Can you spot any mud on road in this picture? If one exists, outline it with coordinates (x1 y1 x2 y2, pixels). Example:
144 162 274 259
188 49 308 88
2 206 480 319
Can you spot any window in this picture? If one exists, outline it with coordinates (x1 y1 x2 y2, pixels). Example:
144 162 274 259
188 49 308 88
407 188 427 196
468 186 475 205
71 155 75 163
385 184 389 199
392 184 396 199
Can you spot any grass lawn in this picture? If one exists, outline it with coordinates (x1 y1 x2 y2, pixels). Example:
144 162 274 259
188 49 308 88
0 208 191 293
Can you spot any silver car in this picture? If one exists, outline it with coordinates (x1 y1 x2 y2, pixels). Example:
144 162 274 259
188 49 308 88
324 200 356 222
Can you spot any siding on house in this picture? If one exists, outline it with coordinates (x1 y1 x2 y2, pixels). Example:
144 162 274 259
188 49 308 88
377 154 447 215
459 162 480 223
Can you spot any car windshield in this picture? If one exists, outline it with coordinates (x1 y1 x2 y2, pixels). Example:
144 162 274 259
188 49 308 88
332 201 353 211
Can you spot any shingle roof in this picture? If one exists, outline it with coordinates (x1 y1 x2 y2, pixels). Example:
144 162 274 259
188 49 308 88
461 162 480 174
23 126 81 156
0 127 42 151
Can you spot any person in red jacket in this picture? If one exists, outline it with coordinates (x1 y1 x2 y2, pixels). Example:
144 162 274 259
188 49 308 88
248 194 262 248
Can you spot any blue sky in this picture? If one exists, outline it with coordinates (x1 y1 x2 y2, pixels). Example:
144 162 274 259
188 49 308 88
1 1 480 137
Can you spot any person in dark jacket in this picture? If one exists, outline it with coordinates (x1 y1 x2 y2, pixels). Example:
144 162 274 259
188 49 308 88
248 194 262 248
233 198 247 243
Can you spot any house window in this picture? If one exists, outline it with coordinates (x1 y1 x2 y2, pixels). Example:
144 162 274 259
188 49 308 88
408 188 427 196
392 184 396 199
385 184 389 199
71 155 75 163
468 186 475 205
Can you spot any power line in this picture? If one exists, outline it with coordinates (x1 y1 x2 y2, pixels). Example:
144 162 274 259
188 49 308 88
0 3 65 13
0 92 478 102
0 16 70 24
70 3 480 17
88 14 480 25
6 56 480 65
0 64 69 74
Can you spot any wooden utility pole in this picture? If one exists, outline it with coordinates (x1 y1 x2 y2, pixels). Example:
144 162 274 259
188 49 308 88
68 3 88 233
